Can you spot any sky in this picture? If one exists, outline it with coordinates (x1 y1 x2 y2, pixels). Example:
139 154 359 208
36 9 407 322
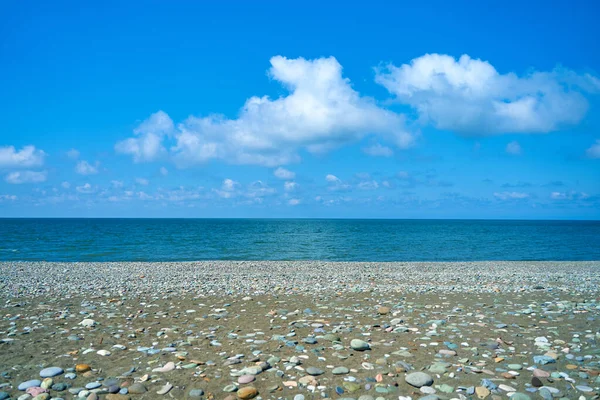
1 0 599 219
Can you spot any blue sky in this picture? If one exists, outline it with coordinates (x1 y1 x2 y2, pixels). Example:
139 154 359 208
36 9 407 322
1 0 599 219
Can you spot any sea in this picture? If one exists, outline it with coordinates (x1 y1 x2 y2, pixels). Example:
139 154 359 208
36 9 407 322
0 218 599 262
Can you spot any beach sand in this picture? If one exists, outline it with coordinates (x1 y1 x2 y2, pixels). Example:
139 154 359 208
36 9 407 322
0 261 599 400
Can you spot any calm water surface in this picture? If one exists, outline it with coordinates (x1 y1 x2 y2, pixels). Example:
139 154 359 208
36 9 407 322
0 218 599 261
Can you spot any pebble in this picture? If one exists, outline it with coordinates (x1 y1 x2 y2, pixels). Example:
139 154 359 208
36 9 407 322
306 367 324 376
188 389 204 398
238 375 255 384
405 372 433 388
237 386 258 399
39 367 63 378
156 382 173 395
127 383 146 394
350 339 370 351
332 366 350 375
18 380 42 391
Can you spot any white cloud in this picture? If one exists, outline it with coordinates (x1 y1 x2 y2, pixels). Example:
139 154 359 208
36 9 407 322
506 141 522 155
586 139 600 159
375 53 599 134
493 191 529 200
160 166 169 176
111 180 124 188
214 178 239 198
66 149 80 160
117 56 413 167
363 143 393 157
326 174 340 183
550 191 590 200
75 160 99 175
0 194 17 201
222 178 238 191
358 180 379 190
76 183 95 194
136 178 149 185
397 171 410 179
288 198 301 206
137 191 153 200
115 110 174 162
274 167 295 179
5 170 47 184
0 145 45 168
61 181 71 189
246 181 276 198
325 174 351 191
284 181 298 191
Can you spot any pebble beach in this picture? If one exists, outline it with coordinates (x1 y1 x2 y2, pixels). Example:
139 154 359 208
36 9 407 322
1 261 599 400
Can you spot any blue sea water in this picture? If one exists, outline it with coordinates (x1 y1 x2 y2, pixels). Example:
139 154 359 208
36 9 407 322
0 218 599 262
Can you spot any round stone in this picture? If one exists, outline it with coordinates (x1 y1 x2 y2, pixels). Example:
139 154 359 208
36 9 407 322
238 375 255 384
85 382 101 389
378 306 390 315
237 386 258 399
350 339 370 351
40 367 64 378
405 372 434 388
76 364 91 373
128 383 147 394
189 389 204 398
306 367 324 376
51 383 68 391
533 369 550 378
18 380 42 391
332 366 349 375
108 385 120 393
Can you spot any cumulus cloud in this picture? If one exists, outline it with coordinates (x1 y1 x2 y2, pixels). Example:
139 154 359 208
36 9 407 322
506 141 522 155
284 181 298 191
160 166 169 176
586 139 600 159
5 170 47 184
76 183 95 194
111 180 124 188
326 174 340 183
288 198 301 206
214 178 239 198
135 178 149 185
115 111 174 162
274 167 295 179
493 191 529 200
362 143 393 157
116 56 412 167
325 174 351 191
61 181 71 189
0 145 45 168
375 53 599 135
75 160 99 175
0 194 17 201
